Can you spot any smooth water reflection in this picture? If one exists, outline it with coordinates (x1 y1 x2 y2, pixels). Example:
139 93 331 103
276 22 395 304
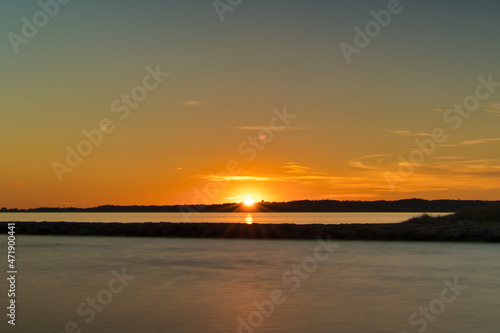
3 235 499 333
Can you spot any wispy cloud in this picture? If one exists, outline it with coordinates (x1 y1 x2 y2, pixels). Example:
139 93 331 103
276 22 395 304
380 158 500 192
194 165 390 193
232 126 311 130
194 175 271 182
284 162 312 173
182 100 206 106
435 103 500 116
355 154 390 160
193 156 500 196
11 180 22 184
389 130 433 137
433 156 468 159
485 103 500 116
194 173 348 184
440 138 500 147
233 126 270 130
348 161 381 170
301 110 339 115
192 143 500 198
422 159 500 184
342 155 500 193
346 154 389 170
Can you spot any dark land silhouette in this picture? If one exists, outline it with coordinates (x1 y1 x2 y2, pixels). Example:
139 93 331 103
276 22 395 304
2 198 499 213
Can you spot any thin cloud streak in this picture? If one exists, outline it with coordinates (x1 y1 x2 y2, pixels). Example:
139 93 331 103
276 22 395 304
485 103 500 116
183 100 206 106
232 126 311 130
389 130 433 137
284 162 312 173
439 138 500 147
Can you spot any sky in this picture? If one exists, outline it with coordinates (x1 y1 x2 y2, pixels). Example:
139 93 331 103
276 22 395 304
1 0 500 208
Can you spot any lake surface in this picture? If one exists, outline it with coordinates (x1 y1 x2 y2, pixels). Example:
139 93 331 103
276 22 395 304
0 212 449 224
2 236 499 333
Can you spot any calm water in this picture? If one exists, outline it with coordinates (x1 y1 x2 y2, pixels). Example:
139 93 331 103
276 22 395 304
1 235 499 333
0 212 449 224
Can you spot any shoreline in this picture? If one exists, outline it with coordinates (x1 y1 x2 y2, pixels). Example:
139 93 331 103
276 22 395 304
3 199 499 213
1 219 499 242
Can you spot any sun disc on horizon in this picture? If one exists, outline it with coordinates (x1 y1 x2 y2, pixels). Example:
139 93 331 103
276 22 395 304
243 197 256 207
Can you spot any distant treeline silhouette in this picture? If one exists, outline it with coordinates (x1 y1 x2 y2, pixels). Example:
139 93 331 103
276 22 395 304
2 199 499 213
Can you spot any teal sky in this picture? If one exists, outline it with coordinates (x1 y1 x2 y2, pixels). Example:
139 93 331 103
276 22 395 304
1 0 500 208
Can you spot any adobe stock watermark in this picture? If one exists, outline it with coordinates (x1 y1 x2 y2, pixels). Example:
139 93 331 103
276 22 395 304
399 277 467 333
51 267 135 333
52 64 169 182
213 0 242 22
179 106 296 221
339 0 406 64
7 0 71 54
227 236 339 333
385 74 500 190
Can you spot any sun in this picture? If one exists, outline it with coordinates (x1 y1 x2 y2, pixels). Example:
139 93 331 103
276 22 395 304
243 197 256 207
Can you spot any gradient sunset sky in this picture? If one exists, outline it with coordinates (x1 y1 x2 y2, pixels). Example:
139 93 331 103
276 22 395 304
1 0 500 208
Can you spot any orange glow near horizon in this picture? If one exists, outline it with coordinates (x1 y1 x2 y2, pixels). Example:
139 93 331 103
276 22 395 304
243 197 256 207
